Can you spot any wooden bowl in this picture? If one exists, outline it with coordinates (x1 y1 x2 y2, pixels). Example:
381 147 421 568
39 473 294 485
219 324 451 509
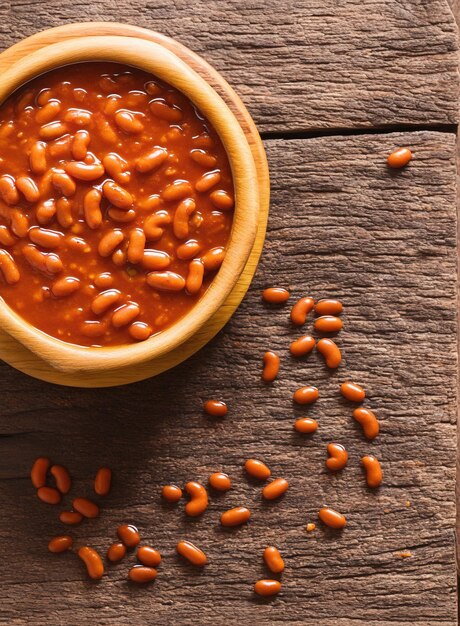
0 36 260 373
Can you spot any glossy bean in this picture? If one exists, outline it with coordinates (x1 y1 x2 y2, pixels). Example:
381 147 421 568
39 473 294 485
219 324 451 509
78 546 104 579
262 478 289 500
294 417 318 434
50 464 71 494
72 497 99 518
387 147 412 169
71 130 90 160
117 524 140 548
201 246 225 271
107 542 127 562
326 443 348 471
162 485 183 503
254 580 281 597
146 271 185 291
0 225 15 247
114 110 144 134
48 535 73 553
176 540 207 566
0 175 19 205
103 153 130 184
10 209 29 238
135 147 168 173
161 179 193 202
37 486 61 505
94 467 112 496
317 338 341 368
190 149 217 168
52 170 76 197
80 320 108 338
0 250 20 284
31 456 50 488
51 276 80 297
111 303 140 327
173 197 196 239
341 381 365 402
16 176 40 202
314 315 343 333
318 507 347 529
203 399 227 417
315 298 343 316
128 566 157 583
209 189 234 211
262 287 290 304
29 227 62 249
35 100 61 124
55 197 73 228
108 207 136 223
39 121 68 140
143 210 171 241
48 135 72 159
65 161 104 181
293 386 319 405
23 246 63 275
150 99 182 122
137 546 162 567
29 141 47 174
59 510 83 525
127 228 146 264
184 481 208 517
195 170 221 192
127 322 151 342
209 472 231 492
290 296 315 325
63 108 92 126
244 459 271 481
185 258 204 295
353 408 380 440
361 455 383 487
103 180 133 209
177 239 202 260
262 351 280 382
83 189 102 229
220 506 251 527
98 229 124 257
263 547 285 574
290 335 315 357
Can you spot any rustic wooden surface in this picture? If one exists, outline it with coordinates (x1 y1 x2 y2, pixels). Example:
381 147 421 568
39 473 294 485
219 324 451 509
0 2 458 626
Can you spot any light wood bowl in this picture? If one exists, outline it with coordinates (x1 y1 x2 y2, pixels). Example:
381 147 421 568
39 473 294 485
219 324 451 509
0 35 260 373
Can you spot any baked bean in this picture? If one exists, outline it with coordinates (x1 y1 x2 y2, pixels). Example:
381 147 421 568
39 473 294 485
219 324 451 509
193 133 214 149
209 472 231 492
23 246 63 275
291 296 315 325
93 272 113 289
262 351 280 382
10 210 29 238
177 239 202 260
0 226 15 247
51 276 80 297
162 484 183 502
108 207 136 223
0 175 19 205
244 459 271 480
290 335 315 357
103 180 133 209
293 385 319 405
353 408 379 440
104 95 121 115
314 315 343 333
0 121 14 139
318 507 346 529
59 510 83 525
128 566 157 583
173 198 196 239
161 179 193 202
254 580 281 597
52 169 76 197
128 321 152 342
48 535 73 553
71 129 90 160
55 197 73 228
315 298 343 316
48 135 72 159
64 108 92 126
83 189 102 229
143 210 171 241
94 467 112 496
209 189 234 211
201 246 225 271
150 99 182 122
195 170 221 193
103 153 130 184
29 227 62 249
220 506 251 527
16 176 40 202
138 194 163 212
185 258 204 295
190 149 217 168
262 478 289 500
81 320 107 338
294 417 318 434
146 271 185 291
99 118 118 144
203 399 228 417
139 251 170 272
135 147 168 173
326 443 348 471
127 228 146 264
176 540 207 566
107 542 126 562
72 497 99 519
111 249 127 267
317 338 341 368
50 465 71 494
65 161 105 181
29 141 47 174
114 110 144 134
78 546 104 580
35 100 61 124
117 524 140 548
361 455 383 487
111 303 140 327
39 121 68 140
35 199 56 225
184 481 208 517
262 287 290 304
0 250 20 284
387 147 412 169
263 547 284 573
37 486 61 505
341 381 365 402
31 456 50 488
98 229 124 257
137 546 162 567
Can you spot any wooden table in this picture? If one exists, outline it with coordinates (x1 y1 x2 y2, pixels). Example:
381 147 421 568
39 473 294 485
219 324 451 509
0 2 458 624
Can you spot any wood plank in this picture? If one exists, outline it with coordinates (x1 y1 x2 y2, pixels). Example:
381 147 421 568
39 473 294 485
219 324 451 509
0 1 458 132
0 131 456 625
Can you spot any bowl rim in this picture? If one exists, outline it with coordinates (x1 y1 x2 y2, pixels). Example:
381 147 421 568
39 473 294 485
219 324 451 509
0 35 260 372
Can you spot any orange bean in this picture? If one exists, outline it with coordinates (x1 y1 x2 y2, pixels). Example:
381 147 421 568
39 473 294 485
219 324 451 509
387 147 412 169
291 296 315 325
326 443 348 471
71 130 90 160
128 321 152 341
29 227 62 249
262 478 289 500
146 271 185 291
103 180 133 209
51 276 80 297
59 510 83 525
103 153 130 184
127 228 146 264
290 335 315 357
111 249 127 267
29 141 47 174
195 170 221 193
176 540 207 566
317 338 341 368
0 175 19 205
78 546 104 580
318 507 346 529
353 408 379 440
294 417 318 434
108 207 136 223
203 399 227 417
112 303 140 327
35 100 61 124
128 566 157 583
0 225 15 247
263 546 284 573
262 287 290 304
10 209 29 238
81 320 107 338
94 467 112 496
341 381 365 402
173 197 196 239
254 580 281 597
39 121 68 140
98 229 124 257
117 524 140 548
138 194 163 212
143 211 171 241
31 456 50 488
185 258 204 295
184 481 208 517
50 465 71 494
361 455 383 488
135 147 168 173
48 535 73 553
201 246 225 272
314 315 343 333
262 351 280 382
137 546 162 567
114 110 144 134
16 176 40 202
209 472 231 492
209 189 234 211
37 486 61 505
35 198 56 225
23 245 62 275
293 385 319 405
161 484 183 504
91 289 121 315
64 108 92 126
72 497 99 519
0 250 20 284
220 506 251 527
244 459 271 481
83 189 102 229
56 197 73 228
107 542 126 562
52 170 76 197
94 273 114 289
150 99 182 122
177 239 202 260
161 179 193 202
315 298 343 316
65 161 104 181
190 149 217 168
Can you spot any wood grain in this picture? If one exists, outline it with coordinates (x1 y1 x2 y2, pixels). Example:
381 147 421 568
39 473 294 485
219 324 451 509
0 1 458 132
0 131 456 625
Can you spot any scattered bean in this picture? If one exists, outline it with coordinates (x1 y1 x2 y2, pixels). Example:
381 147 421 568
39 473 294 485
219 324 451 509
262 351 280 382
293 385 319 405
137 546 161 567
117 524 140 548
78 546 104 579
341 381 365 402
361 455 383 487
254 580 281 597
107 542 127 562
387 147 412 169
50 465 71 494
244 459 271 481
294 417 318 434
318 507 347 529
290 335 315 357
209 472 231 492
176 540 207 566
220 506 251 527
326 443 348 471
290 296 315 325
94 467 112 496
162 485 183 503
314 315 343 333
317 338 341 368
262 478 289 500
263 546 285 573
48 535 73 553
353 408 380 440
31 456 51 488
72 497 99 519
184 481 208 517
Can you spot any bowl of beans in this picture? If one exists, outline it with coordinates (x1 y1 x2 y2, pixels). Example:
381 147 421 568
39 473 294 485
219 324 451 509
0 35 260 372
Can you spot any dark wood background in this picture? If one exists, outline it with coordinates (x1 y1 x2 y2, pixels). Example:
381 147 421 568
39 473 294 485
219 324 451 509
0 2 458 625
